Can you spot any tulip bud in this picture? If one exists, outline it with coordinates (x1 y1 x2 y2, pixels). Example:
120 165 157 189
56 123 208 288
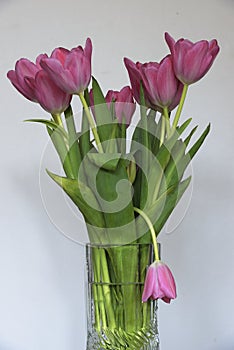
105 86 136 126
142 260 177 303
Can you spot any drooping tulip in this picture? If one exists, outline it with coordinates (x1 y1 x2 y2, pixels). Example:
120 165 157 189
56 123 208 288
140 56 183 111
165 32 220 85
105 86 136 125
40 38 92 94
142 260 177 303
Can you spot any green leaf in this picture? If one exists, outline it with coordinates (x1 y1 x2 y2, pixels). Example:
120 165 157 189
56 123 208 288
154 176 191 234
47 170 105 228
135 177 191 238
25 118 68 139
87 152 122 171
159 123 211 195
64 105 82 178
79 92 93 158
85 160 137 243
184 125 198 147
188 123 211 159
47 127 74 179
176 117 192 135
92 77 116 151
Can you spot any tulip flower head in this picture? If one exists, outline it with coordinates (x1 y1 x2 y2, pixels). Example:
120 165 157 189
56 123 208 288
7 56 44 102
142 260 177 303
40 38 92 94
165 32 220 85
7 55 71 114
105 86 136 125
140 56 183 111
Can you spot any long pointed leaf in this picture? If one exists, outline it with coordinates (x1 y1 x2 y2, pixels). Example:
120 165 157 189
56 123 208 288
188 123 211 159
135 177 191 238
25 118 68 139
47 127 74 179
47 170 105 228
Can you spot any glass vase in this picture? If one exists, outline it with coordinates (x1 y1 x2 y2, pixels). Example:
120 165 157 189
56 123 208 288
86 243 160 350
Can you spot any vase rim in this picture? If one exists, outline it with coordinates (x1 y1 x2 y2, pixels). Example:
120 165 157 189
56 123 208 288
85 242 160 248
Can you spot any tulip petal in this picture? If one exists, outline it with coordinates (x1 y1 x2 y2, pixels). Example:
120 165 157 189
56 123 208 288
34 70 71 114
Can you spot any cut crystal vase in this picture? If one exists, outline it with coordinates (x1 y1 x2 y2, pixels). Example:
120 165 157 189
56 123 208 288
86 243 160 350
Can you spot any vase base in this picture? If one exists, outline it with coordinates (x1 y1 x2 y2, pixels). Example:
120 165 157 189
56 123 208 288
86 324 160 350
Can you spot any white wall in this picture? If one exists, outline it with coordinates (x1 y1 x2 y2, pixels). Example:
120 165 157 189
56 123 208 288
0 0 233 349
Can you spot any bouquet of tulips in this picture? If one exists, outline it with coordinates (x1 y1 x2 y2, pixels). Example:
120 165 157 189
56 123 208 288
8 33 219 348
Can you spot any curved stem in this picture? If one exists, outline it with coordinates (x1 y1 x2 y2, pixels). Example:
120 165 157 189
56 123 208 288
78 93 104 153
134 207 160 261
172 84 189 129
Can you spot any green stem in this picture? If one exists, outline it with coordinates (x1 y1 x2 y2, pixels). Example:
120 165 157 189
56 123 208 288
172 84 189 129
159 113 165 147
78 93 104 153
163 106 171 138
64 105 82 178
120 121 126 154
99 248 117 329
52 113 63 127
93 248 107 329
134 207 160 261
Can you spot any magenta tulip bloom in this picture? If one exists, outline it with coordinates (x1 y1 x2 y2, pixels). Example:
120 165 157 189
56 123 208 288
40 38 92 94
7 56 45 102
140 56 183 111
165 32 220 85
105 86 136 125
142 261 177 303
7 55 71 114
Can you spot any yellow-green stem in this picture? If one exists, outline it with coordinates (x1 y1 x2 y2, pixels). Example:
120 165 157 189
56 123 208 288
78 93 104 153
52 113 63 127
159 114 165 147
172 84 189 129
134 207 160 261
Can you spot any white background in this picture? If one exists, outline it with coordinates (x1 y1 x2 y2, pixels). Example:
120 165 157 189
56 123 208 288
1 0 234 349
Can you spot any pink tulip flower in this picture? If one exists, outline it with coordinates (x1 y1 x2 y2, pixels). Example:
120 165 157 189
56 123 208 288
105 86 136 125
7 55 45 102
7 55 71 114
140 56 183 111
165 32 220 85
142 260 177 303
124 57 182 112
40 38 92 94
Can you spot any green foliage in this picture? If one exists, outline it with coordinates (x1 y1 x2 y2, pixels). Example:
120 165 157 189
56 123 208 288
27 81 210 244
